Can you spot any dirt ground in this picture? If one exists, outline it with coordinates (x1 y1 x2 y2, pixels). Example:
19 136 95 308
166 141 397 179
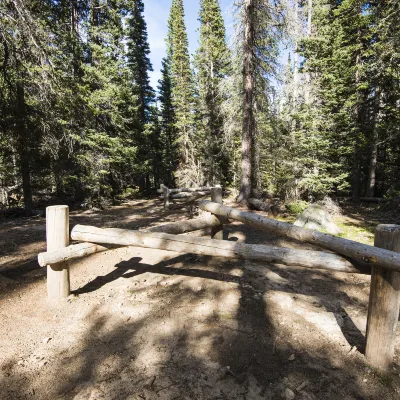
0 199 399 400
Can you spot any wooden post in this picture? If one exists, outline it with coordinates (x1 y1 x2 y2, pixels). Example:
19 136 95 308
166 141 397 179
162 186 169 210
365 224 400 370
46 205 70 299
211 186 224 240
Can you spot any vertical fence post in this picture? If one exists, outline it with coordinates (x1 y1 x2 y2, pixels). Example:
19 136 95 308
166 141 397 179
365 224 400 370
162 185 170 210
211 186 224 240
46 205 70 299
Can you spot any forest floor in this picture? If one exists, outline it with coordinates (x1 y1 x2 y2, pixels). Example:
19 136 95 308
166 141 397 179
0 198 399 400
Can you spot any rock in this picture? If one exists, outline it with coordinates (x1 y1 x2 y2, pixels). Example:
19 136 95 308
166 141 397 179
284 387 295 400
294 204 341 235
288 354 295 361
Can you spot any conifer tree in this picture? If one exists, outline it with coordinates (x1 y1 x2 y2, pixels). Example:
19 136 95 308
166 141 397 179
196 0 230 185
298 0 370 200
77 1 137 202
158 58 178 186
166 0 197 184
126 0 156 191
235 0 283 201
126 0 155 125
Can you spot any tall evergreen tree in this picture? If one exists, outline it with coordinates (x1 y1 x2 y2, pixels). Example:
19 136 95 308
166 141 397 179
158 57 178 186
166 0 197 185
235 0 283 201
196 0 230 186
298 0 370 200
126 0 156 190
76 1 138 203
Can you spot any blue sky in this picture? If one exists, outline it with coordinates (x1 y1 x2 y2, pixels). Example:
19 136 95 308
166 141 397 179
144 0 235 90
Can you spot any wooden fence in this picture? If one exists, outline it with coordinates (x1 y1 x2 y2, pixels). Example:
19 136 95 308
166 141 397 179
37 192 400 371
157 184 229 210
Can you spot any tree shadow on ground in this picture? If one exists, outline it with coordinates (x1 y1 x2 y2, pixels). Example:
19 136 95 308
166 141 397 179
0 198 197 296
1 251 399 399
1 211 400 399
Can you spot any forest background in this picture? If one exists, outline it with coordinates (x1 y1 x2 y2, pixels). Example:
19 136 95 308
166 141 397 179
0 0 399 214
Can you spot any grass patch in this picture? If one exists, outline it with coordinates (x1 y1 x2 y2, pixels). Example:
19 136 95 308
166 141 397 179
335 218 376 245
275 210 376 246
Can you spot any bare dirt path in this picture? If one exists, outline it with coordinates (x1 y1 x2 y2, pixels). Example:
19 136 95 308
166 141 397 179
0 199 399 399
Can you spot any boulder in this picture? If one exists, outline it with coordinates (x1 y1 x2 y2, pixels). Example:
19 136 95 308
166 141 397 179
294 204 341 235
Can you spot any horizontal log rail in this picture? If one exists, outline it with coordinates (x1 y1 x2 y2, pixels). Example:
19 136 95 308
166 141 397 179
64 225 360 273
145 214 223 234
158 191 209 199
199 200 400 272
157 186 212 194
38 214 223 267
39 242 110 267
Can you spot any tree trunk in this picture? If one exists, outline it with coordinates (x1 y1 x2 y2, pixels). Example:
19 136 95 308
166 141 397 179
366 90 381 198
16 82 32 215
304 0 312 103
352 149 361 202
352 50 362 203
293 0 300 104
238 0 256 203
71 0 80 76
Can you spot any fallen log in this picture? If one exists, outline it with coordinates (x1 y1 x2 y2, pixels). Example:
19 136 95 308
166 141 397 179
157 186 212 194
158 191 209 199
248 198 273 212
145 214 222 234
38 215 223 267
359 197 389 203
199 200 400 272
170 191 208 199
67 225 360 273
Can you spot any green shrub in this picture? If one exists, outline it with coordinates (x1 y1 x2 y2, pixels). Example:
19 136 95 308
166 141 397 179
285 200 309 216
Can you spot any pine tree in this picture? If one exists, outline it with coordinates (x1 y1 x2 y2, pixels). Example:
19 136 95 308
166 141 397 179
298 0 370 200
127 0 154 124
235 0 283 201
166 0 197 185
77 1 138 203
126 0 156 191
0 0 59 213
158 57 178 186
196 0 230 185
